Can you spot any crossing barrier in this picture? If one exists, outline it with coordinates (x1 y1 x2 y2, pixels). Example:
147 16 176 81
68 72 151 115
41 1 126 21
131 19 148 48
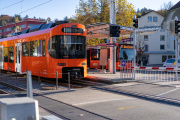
132 66 180 82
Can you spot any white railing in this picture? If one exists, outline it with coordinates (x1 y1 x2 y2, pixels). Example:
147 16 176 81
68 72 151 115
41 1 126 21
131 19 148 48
133 66 180 82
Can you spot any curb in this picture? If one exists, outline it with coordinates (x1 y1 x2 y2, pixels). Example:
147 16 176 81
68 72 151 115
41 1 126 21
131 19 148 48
84 76 136 84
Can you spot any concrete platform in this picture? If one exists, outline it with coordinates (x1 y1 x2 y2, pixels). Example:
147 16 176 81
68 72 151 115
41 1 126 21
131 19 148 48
85 69 135 84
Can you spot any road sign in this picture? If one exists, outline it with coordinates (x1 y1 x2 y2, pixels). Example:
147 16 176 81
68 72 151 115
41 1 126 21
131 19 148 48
121 60 126 66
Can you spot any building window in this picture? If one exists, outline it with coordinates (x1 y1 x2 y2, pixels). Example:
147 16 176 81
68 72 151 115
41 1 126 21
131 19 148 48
19 24 26 29
22 42 29 56
30 40 41 57
160 29 165 32
42 39 45 57
144 35 148 41
162 55 167 62
9 46 14 63
6 27 13 32
153 17 158 22
148 16 152 22
160 45 165 50
168 55 172 59
145 45 148 52
0 29 2 33
160 35 165 41
4 47 8 63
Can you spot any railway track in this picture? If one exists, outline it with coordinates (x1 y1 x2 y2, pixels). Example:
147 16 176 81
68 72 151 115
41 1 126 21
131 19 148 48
0 75 112 120
0 70 109 88
0 80 26 94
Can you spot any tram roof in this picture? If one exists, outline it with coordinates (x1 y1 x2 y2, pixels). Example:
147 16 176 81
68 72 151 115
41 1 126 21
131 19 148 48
0 27 53 42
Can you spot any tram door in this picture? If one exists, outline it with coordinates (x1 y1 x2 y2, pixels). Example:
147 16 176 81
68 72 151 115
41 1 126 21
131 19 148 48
0 45 3 69
15 43 21 72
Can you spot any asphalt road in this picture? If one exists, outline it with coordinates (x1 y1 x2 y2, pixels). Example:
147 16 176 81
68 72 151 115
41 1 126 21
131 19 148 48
42 82 180 120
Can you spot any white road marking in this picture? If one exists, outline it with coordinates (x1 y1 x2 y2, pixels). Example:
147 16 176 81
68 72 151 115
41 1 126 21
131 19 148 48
156 88 180 96
72 98 135 106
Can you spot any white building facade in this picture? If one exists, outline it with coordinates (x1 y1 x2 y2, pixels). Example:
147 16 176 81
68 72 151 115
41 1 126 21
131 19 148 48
137 11 175 65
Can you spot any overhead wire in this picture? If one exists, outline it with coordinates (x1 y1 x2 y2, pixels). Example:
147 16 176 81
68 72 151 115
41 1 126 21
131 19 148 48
0 0 25 11
19 0 53 14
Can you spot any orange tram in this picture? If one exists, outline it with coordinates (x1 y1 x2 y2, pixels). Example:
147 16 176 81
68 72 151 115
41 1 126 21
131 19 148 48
0 21 87 79
87 43 134 70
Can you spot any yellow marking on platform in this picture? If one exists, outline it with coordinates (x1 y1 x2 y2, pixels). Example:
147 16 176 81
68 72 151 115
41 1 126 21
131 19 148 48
118 106 141 110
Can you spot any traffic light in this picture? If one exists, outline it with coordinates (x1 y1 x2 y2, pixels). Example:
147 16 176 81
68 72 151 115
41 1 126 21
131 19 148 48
133 18 139 28
175 20 180 35
109 24 120 37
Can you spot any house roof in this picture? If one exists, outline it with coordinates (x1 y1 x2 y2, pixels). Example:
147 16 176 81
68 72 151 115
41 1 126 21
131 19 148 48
137 10 164 18
169 1 180 11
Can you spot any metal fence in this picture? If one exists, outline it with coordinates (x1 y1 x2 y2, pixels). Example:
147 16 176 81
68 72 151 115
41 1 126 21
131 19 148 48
134 67 180 82
119 61 180 83
119 60 134 80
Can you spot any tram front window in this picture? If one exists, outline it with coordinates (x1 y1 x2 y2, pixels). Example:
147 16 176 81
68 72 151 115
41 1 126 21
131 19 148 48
48 35 86 59
91 49 100 60
120 49 133 60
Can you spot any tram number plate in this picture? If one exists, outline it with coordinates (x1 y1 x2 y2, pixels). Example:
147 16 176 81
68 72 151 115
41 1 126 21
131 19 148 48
57 63 66 66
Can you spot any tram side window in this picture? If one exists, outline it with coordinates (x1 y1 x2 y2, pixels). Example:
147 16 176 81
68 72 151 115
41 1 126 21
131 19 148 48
9 46 14 63
22 42 29 56
91 49 100 60
4 47 8 62
42 39 45 57
30 40 41 57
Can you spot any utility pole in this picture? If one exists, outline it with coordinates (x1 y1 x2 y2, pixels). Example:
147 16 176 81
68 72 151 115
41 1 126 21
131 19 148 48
133 15 137 79
109 0 116 74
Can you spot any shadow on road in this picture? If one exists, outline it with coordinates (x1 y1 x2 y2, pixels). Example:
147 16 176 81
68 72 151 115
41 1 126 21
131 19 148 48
92 86 180 107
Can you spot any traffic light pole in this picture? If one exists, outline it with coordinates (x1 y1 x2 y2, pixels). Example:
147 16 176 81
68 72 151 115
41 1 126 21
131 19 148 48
133 29 136 79
175 16 178 81
109 0 116 74
175 35 178 81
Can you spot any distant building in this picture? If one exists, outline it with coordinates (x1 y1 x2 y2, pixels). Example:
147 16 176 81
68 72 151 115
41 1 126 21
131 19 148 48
0 18 46 38
137 11 175 65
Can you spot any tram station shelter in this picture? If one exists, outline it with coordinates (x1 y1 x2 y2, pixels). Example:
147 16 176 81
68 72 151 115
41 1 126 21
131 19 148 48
85 22 133 42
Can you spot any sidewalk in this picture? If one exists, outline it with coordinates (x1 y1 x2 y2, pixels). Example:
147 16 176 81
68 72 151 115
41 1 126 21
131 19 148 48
85 68 180 87
85 69 135 84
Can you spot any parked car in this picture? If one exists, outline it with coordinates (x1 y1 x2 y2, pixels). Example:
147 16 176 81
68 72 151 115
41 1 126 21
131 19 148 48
163 58 180 67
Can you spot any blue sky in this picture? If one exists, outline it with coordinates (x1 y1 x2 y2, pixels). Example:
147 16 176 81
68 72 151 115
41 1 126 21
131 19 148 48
0 0 179 21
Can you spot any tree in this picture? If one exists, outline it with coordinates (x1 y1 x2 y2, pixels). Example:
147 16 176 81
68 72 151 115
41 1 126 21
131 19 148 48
64 16 69 21
38 17 46 21
71 0 99 24
24 15 29 19
54 18 59 22
87 38 106 45
157 1 173 16
98 0 110 23
14 17 19 23
116 0 135 26
136 33 146 64
14 14 22 21
47 17 52 23
1 20 7 26
70 0 135 26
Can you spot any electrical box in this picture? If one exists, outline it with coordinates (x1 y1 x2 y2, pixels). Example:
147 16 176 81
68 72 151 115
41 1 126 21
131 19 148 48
0 97 39 120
